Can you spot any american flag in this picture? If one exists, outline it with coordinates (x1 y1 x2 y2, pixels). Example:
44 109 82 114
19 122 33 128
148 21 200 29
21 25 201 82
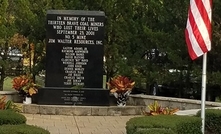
185 0 212 60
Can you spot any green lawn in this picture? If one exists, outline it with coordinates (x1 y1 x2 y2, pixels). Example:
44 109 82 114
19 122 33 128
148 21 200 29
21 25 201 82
103 75 107 89
3 76 45 91
3 77 14 91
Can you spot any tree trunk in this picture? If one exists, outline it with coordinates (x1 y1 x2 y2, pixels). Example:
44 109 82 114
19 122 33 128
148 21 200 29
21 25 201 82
32 46 36 83
145 70 152 95
0 78 4 91
145 77 150 95
0 64 6 91
0 42 9 91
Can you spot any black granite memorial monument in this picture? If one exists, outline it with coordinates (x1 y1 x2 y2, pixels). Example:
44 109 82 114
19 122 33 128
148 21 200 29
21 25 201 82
38 10 109 106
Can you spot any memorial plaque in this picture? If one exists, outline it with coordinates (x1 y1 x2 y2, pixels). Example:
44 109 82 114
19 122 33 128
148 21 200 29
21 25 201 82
45 10 105 88
38 87 109 106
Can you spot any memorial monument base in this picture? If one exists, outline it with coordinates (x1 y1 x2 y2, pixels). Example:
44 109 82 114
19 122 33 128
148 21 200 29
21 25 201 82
37 87 110 106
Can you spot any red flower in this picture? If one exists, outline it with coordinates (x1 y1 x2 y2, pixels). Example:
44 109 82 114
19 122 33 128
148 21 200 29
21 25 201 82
107 76 135 93
12 75 39 96
12 75 29 91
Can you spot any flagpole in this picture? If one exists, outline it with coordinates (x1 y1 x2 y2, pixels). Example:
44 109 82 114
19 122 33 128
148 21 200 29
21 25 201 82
201 53 207 134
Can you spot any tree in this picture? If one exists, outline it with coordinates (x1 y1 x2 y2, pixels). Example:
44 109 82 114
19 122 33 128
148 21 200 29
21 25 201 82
0 0 22 91
75 0 137 82
13 0 53 82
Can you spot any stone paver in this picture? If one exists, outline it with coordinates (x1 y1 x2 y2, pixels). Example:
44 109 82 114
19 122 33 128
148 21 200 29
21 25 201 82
23 114 138 134
23 107 221 134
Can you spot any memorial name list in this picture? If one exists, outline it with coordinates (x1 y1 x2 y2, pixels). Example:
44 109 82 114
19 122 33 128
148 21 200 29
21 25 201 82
45 10 105 88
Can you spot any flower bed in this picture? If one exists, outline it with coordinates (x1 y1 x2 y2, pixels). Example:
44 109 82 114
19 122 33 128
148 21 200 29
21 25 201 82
107 75 135 106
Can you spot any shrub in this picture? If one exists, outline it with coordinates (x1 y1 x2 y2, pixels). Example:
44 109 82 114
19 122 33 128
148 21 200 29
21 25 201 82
0 110 26 125
196 109 221 134
175 117 202 134
134 129 175 134
126 115 202 134
0 124 50 134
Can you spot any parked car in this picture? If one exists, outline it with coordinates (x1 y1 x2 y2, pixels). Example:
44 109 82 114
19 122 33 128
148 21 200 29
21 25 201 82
0 48 23 76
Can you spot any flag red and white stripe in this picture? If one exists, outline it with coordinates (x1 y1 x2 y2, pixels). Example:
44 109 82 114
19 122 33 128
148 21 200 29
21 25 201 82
185 0 212 60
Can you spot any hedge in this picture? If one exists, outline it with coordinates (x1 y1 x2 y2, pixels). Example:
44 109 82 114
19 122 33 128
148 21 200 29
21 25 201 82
0 110 26 125
126 115 202 134
134 129 175 134
0 124 50 134
196 109 221 134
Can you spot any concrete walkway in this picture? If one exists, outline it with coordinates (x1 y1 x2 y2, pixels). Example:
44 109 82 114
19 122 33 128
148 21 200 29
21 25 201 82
23 114 138 134
175 107 221 116
22 107 221 134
